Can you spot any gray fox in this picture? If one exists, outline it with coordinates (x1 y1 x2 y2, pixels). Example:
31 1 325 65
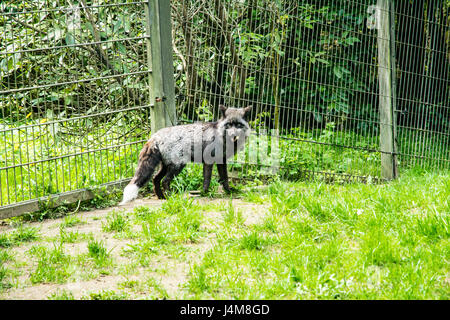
119 105 252 204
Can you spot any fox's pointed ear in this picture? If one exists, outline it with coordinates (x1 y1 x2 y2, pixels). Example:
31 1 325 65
243 105 253 119
219 104 227 117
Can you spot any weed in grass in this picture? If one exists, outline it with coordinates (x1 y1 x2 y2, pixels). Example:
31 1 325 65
80 191 121 211
132 205 152 217
289 266 304 284
12 225 40 243
134 196 204 244
124 240 159 267
47 289 75 300
145 277 170 299
268 184 303 216
59 227 85 244
174 210 203 243
140 214 170 245
29 243 72 284
0 249 14 290
102 210 129 233
160 193 196 216
302 196 333 222
118 279 140 290
60 215 85 228
222 200 244 227
240 231 269 251
415 211 449 241
0 249 12 264
0 225 39 247
0 265 9 290
187 265 210 294
242 188 267 204
331 199 358 226
0 234 12 248
22 203 73 222
83 290 127 300
258 214 279 233
286 214 320 241
361 229 404 267
87 239 110 266
117 262 140 277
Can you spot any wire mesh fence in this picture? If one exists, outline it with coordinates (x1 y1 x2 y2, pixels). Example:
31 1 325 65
0 0 448 217
0 1 152 212
171 0 448 180
394 0 449 170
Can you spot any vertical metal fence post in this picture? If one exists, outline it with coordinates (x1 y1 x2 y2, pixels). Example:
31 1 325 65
377 0 398 180
146 0 177 133
389 0 398 179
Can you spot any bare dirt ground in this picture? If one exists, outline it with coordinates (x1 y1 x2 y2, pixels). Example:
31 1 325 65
0 194 267 300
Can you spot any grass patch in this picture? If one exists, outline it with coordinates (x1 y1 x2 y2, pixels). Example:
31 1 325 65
82 290 128 300
58 227 89 244
0 249 14 290
0 225 39 248
102 210 129 233
222 200 244 227
87 239 111 267
134 194 204 244
184 171 450 299
1 170 448 300
47 289 75 300
240 231 274 251
28 243 72 284
59 215 85 228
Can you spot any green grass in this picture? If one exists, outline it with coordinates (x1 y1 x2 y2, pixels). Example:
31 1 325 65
0 225 39 247
28 243 73 284
134 194 204 244
82 290 128 300
0 249 13 289
59 215 85 228
221 200 245 227
102 210 129 233
47 289 75 300
0 169 448 299
87 239 111 267
185 171 449 299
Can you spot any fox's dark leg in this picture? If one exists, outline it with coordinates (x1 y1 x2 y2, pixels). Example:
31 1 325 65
161 164 185 199
203 164 213 193
153 164 167 199
216 163 231 193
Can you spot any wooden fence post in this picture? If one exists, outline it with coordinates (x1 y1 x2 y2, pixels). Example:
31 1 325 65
377 0 398 180
146 0 177 133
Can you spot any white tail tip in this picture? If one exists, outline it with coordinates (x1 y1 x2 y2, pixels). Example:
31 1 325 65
119 184 139 205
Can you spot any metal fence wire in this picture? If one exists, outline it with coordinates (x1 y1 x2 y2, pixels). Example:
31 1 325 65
1 0 152 216
0 0 448 218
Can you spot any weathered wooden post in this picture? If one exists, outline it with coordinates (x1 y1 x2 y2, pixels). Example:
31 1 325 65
145 0 177 133
377 0 398 180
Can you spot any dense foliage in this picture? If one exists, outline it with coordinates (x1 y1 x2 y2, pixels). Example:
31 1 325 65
171 0 449 136
1 1 447 133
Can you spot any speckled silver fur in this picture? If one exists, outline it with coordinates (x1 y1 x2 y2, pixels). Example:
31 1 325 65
119 105 252 204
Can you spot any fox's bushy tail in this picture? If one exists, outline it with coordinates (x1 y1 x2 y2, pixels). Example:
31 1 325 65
119 141 162 205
